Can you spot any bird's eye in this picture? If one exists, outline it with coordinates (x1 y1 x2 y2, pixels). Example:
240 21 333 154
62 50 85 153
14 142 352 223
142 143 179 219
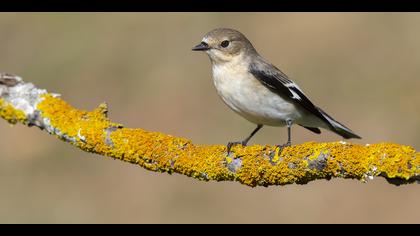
220 40 230 48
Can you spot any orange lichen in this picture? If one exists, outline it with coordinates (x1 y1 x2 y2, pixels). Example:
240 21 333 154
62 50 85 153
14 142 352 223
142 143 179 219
0 93 418 187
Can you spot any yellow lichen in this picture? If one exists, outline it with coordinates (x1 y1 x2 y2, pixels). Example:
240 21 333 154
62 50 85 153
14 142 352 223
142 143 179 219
368 143 418 180
0 98 27 124
36 94 120 153
0 93 418 187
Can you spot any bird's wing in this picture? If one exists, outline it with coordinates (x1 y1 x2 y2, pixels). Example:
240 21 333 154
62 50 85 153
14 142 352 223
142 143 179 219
249 58 334 130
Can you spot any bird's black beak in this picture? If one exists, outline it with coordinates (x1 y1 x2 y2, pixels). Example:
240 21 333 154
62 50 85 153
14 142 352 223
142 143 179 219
192 42 210 51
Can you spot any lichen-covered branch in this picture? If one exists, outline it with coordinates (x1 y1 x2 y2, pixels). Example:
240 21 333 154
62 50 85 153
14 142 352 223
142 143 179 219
0 73 419 187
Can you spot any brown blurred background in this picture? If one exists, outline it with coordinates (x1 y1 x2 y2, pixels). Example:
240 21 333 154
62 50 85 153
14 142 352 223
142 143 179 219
0 13 419 223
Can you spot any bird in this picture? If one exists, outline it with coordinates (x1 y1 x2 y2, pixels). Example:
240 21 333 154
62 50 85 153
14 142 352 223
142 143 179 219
192 28 361 153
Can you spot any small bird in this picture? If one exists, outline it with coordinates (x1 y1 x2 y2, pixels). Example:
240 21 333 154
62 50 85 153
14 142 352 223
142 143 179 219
192 28 361 153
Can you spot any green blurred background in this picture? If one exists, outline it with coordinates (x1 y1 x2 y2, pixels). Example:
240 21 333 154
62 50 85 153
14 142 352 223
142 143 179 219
0 13 420 223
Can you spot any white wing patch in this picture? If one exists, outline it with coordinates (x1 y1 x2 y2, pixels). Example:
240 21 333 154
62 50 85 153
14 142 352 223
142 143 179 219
289 89 301 100
285 82 305 101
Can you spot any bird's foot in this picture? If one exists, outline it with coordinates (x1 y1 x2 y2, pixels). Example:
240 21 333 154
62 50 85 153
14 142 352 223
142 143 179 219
226 141 246 155
275 141 292 155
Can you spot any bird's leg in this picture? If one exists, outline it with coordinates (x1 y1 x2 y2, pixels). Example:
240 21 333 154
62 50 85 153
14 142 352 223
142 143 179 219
227 124 263 154
286 119 292 146
276 119 293 153
242 124 264 146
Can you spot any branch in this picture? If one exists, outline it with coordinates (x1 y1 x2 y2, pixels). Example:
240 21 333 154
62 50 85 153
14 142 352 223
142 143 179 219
0 73 419 187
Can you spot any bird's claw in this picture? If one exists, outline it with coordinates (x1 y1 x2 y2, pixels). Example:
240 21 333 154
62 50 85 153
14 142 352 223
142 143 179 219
226 141 246 155
275 141 291 155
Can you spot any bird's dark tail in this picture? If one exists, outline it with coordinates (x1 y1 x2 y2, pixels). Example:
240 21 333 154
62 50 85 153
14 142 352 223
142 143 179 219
317 107 361 139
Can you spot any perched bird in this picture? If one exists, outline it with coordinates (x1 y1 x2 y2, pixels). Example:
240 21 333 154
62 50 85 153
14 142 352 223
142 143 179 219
192 28 361 153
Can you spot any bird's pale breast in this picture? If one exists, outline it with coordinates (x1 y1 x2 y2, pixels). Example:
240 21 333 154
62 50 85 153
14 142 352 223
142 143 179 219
212 62 303 126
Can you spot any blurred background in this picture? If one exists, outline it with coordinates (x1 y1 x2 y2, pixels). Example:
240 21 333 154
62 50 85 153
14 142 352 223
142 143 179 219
0 13 420 223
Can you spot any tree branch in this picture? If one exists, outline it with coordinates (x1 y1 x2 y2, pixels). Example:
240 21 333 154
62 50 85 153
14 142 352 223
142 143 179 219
0 73 419 187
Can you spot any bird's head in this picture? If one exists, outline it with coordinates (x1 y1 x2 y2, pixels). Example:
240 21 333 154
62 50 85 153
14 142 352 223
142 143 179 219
192 28 257 64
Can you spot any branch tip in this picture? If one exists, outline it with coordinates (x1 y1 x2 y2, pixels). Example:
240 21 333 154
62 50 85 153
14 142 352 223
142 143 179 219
0 73 22 87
